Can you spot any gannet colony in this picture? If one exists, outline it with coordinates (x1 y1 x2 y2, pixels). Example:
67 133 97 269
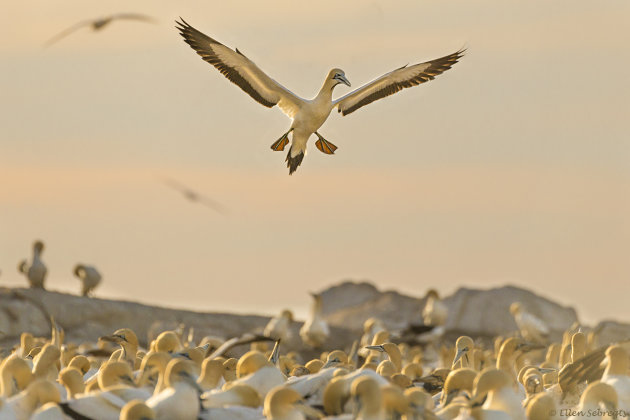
7 9 626 420
2 239 629 419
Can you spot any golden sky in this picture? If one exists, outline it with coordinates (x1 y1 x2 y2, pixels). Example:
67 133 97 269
1 0 629 323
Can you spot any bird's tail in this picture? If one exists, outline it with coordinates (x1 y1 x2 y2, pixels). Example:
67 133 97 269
285 147 305 175
17 260 27 274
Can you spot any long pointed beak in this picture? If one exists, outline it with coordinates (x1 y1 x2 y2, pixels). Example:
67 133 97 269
339 75 351 87
99 334 121 343
443 389 459 407
365 345 385 352
517 342 545 352
322 357 340 369
452 347 467 366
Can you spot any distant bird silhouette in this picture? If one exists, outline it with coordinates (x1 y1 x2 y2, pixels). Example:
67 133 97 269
73 264 102 297
45 13 155 47
510 302 550 344
161 178 227 214
17 240 47 289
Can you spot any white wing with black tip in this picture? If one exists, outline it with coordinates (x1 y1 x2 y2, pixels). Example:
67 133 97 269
176 19 304 118
334 49 465 116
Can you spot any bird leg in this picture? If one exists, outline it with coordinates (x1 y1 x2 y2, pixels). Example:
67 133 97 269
314 132 338 154
270 128 293 151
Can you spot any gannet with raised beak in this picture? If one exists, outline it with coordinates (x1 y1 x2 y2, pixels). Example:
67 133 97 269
176 19 464 174
17 240 47 289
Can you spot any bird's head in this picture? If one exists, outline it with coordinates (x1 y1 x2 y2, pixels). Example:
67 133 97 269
329 68 351 88
73 264 85 277
33 240 45 253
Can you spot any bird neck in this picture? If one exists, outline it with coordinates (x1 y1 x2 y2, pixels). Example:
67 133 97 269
316 78 337 102
605 355 628 376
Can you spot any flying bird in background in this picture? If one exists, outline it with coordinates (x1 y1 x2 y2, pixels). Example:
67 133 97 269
176 18 464 174
45 13 156 47
161 178 227 214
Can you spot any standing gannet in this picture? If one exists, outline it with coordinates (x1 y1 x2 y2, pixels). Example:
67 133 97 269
97 362 152 401
264 310 294 342
45 13 155 47
0 355 33 398
227 351 286 398
525 393 560 420
197 358 226 391
121 400 156 420
32 344 61 382
359 319 387 359
60 361 149 419
496 338 542 386
201 383 261 409
17 240 47 289
176 19 464 174
263 386 323 420
300 293 329 348
471 369 525 420
439 368 477 408
423 290 448 327
509 303 549 344
364 343 403 372
100 328 140 368
322 369 389 416
404 388 438 420
601 345 630 411
58 367 85 399
73 264 102 297
381 384 409 419
452 336 475 370
146 359 202 420
567 381 618 420
285 366 339 406
350 376 385 420
15 332 35 358
0 379 60 420
137 351 172 394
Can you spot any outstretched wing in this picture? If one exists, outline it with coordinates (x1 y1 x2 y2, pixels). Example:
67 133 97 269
334 49 465 116
111 13 156 23
44 20 92 47
176 19 303 118
161 177 227 215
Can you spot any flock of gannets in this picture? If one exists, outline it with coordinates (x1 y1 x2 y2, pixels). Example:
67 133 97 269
16 240 102 297
176 19 464 174
0 302 628 420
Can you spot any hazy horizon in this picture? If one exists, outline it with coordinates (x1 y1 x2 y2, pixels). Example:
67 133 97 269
2 0 628 325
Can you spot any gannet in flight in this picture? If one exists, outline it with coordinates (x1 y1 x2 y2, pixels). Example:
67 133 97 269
45 13 155 47
176 19 465 174
161 178 227 214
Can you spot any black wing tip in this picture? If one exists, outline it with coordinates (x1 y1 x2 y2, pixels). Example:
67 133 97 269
175 17 189 27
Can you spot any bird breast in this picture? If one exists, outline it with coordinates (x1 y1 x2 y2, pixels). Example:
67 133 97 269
293 101 334 133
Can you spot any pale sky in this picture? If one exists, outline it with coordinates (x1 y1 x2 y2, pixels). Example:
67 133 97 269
1 0 629 324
